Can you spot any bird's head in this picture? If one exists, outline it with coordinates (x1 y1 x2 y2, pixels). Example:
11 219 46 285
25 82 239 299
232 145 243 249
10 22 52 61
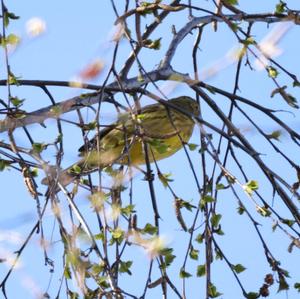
169 96 199 116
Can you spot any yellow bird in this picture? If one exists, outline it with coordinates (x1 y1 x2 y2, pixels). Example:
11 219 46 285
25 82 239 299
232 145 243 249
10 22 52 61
42 96 199 188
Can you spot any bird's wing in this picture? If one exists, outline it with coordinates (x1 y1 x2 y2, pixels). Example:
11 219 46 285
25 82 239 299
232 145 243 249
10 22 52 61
140 105 189 139
78 124 118 154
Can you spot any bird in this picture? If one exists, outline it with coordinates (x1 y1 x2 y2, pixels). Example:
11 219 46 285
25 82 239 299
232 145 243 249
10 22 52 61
42 96 199 188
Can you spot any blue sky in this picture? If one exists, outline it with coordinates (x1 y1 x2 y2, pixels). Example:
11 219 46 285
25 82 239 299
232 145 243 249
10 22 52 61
1 1 300 298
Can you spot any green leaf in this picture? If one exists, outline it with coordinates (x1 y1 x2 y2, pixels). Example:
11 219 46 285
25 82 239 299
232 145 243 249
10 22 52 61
137 113 146 120
119 260 133 275
142 223 158 235
6 33 20 46
187 143 198 151
4 11 20 27
200 195 215 209
229 22 240 32
32 142 46 153
111 227 124 243
243 180 259 195
224 0 238 5
97 276 110 289
216 183 225 190
207 181 213 193
281 218 295 227
10 96 24 107
0 159 11 171
148 139 169 154
232 263 246 274
50 105 62 116
70 164 82 174
13 110 26 119
137 73 144 82
0 36 6 47
245 292 259 299
120 204 135 216
111 227 124 239
55 133 63 143
195 233 204 244
163 251 176 268
196 264 206 277
8 72 21 85
64 266 72 279
241 36 255 46
143 38 162 50
284 93 298 108
189 247 199 260
176 198 196 211
179 268 192 278
211 214 222 228
91 263 104 275
202 195 215 203
257 206 271 217
278 275 289 292
84 121 97 130
158 172 173 188
30 167 38 177
199 145 207 154
139 1 156 15
208 283 222 298
160 247 173 256
293 80 300 87
281 268 290 278
140 1 153 7
159 247 176 269
266 130 281 141
237 205 245 215
268 66 278 78
215 227 225 236
275 1 286 13
294 283 300 292
94 232 104 241
215 248 223 260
